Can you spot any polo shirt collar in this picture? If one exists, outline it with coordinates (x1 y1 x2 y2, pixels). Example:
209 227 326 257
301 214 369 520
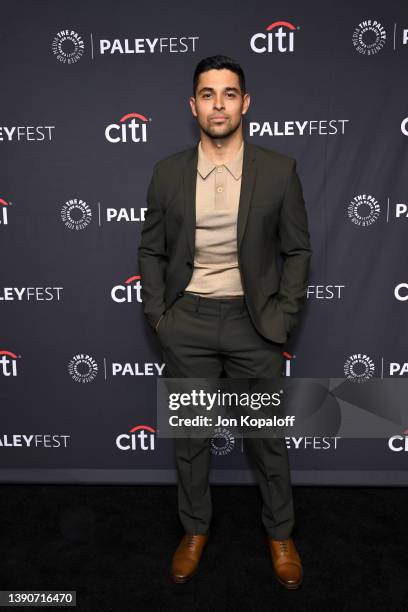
197 140 244 180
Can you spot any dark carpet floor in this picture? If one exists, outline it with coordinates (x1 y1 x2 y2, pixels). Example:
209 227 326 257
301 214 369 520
0 485 407 611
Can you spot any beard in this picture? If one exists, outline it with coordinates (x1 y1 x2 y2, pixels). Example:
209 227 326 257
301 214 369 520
199 117 241 140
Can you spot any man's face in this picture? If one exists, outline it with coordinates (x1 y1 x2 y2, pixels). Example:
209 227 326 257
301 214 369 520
190 68 250 140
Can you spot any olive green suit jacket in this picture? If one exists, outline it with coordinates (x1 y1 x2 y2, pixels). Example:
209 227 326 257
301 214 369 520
138 139 312 344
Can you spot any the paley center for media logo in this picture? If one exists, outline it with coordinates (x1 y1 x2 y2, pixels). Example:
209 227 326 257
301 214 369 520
210 427 235 456
61 198 93 230
352 19 386 55
68 354 99 383
52 30 85 63
347 192 408 226
60 197 146 229
344 353 375 383
68 351 165 380
347 194 380 227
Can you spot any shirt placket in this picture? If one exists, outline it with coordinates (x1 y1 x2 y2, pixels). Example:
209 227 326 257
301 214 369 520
214 165 228 210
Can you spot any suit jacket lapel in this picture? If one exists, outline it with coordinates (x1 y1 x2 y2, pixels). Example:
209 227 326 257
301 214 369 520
237 140 257 253
182 143 198 260
182 138 257 260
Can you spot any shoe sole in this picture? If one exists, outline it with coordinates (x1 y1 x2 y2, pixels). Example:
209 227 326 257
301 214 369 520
275 571 303 589
172 568 198 584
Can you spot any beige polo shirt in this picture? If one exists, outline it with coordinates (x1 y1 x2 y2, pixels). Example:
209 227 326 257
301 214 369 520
184 140 245 298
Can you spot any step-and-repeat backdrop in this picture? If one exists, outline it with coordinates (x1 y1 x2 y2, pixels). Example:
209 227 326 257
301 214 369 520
1 1 408 485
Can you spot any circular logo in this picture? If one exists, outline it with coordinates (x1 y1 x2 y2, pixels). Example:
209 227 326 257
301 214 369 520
68 354 98 383
347 194 380 226
352 20 386 55
52 30 85 64
210 427 235 456
61 198 92 230
344 353 375 383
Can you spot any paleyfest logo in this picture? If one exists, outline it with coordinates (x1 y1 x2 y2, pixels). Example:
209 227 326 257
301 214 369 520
61 198 92 230
250 20 299 53
347 194 380 226
352 19 386 55
105 112 149 143
52 30 85 63
344 353 375 383
68 354 98 383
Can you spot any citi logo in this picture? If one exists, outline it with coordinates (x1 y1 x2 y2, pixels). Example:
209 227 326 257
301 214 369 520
283 351 295 377
116 425 156 451
0 350 19 377
105 112 149 143
111 275 142 303
388 430 408 451
250 20 298 54
394 283 408 301
0 198 10 225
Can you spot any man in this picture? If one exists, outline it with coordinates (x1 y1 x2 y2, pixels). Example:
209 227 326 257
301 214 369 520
138 55 312 588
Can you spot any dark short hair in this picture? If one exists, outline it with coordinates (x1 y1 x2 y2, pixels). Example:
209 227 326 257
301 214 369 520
192 54 246 96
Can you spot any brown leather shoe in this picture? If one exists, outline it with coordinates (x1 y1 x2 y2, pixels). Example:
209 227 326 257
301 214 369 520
171 533 209 583
269 537 303 589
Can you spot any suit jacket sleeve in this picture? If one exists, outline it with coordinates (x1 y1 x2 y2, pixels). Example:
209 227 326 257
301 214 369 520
277 159 312 335
137 163 167 331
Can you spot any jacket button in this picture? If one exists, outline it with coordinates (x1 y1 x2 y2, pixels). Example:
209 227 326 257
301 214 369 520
178 291 184 297
186 261 192 267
